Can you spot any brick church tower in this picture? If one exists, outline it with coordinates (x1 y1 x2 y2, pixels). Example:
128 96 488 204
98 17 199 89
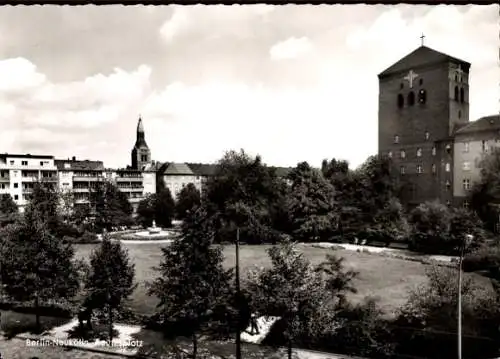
131 116 151 170
378 42 470 208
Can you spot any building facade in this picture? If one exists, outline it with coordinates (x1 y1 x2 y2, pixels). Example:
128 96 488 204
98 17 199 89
378 44 499 209
378 45 472 208
0 154 58 212
453 115 500 208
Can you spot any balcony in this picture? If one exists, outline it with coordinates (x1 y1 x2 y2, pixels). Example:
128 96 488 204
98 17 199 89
0 176 9 182
116 176 143 182
73 188 91 193
73 176 104 182
118 186 144 192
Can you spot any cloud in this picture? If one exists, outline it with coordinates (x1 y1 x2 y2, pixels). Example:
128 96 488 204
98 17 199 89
269 37 313 61
0 5 497 170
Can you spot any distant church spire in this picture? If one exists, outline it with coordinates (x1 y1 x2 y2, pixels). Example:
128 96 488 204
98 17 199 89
135 116 148 147
131 116 151 170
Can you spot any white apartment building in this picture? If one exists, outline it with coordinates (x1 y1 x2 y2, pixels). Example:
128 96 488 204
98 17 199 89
0 153 58 212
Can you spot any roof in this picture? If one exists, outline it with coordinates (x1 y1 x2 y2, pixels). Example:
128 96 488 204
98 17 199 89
378 46 471 78
0 153 54 159
55 159 105 171
269 166 293 178
158 161 293 178
186 163 217 176
164 162 195 175
454 115 500 135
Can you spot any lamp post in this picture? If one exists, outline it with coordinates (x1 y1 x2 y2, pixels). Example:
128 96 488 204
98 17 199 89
458 233 473 359
235 227 242 359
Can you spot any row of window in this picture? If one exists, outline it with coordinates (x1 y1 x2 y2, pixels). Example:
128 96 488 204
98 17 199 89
6 160 50 166
389 145 452 159
399 163 452 174
394 132 431 143
397 89 427 108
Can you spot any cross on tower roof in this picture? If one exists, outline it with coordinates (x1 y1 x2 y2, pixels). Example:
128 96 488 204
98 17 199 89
420 33 425 46
404 70 419 88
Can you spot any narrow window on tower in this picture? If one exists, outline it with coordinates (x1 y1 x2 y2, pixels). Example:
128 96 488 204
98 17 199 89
445 180 451 191
425 131 430 140
454 86 459 101
432 146 436 156
416 148 422 157
463 179 471 190
464 142 469 152
458 110 462 119
463 200 469 210
400 166 405 175
418 89 427 104
407 91 415 106
397 94 404 108
388 151 393 158
394 135 399 144
431 164 436 174
454 74 458 82
400 83 404 89
419 78 423 86
445 163 451 172
460 88 465 103
400 150 406 159
416 165 423 173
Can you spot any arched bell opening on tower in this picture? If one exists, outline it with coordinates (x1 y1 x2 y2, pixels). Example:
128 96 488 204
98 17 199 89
460 88 465 103
454 86 459 101
407 91 415 106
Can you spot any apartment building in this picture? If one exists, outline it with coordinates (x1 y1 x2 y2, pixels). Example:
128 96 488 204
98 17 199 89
453 115 500 208
0 153 58 212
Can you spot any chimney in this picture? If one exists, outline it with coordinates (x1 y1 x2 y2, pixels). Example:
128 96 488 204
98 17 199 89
72 156 76 161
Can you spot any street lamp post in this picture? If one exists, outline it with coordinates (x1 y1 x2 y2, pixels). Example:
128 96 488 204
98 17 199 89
458 233 473 359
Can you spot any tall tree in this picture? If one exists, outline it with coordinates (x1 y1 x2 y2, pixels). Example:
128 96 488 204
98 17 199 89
154 188 175 228
84 233 136 344
247 240 340 359
175 183 201 220
0 193 18 227
285 162 338 242
204 149 283 244
136 194 156 228
147 208 233 358
0 203 80 331
90 181 133 232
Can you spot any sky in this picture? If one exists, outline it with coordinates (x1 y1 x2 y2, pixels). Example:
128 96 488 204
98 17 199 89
0 5 498 169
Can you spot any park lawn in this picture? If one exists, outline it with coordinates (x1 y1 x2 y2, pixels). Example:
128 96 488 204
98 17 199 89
74 243 432 317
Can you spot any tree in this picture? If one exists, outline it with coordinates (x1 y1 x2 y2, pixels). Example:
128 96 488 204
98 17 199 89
136 194 156 228
395 265 499 359
29 181 62 234
0 193 18 227
83 233 136 344
90 181 133 232
470 147 500 232
247 240 341 359
147 208 233 358
285 162 338 242
407 201 453 254
204 149 283 244
154 188 175 228
0 203 80 332
176 183 201 220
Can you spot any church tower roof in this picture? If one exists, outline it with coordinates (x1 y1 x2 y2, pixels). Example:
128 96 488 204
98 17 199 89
137 116 144 133
134 116 148 148
378 46 471 78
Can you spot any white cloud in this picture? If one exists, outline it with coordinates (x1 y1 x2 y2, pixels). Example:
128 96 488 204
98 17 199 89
269 37 313 61
0 5 497 170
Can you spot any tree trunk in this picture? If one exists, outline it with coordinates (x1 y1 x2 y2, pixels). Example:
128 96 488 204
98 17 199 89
108 304 113 346
192 333 198 359
34 294 40 333
288 338 293 359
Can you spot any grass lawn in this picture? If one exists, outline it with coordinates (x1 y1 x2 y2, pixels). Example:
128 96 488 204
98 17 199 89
74 242 433 316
